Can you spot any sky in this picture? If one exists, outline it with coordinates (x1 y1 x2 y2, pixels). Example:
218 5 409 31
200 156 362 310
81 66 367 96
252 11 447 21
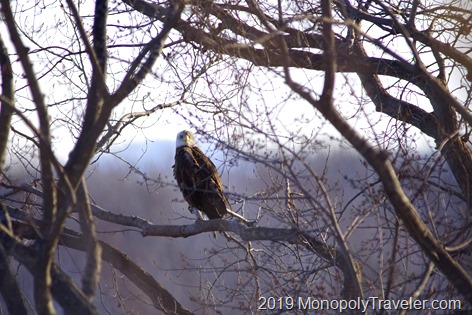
2 0 449 169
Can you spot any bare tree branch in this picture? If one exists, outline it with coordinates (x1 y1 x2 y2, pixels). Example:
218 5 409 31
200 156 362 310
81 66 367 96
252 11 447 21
1 1 58 313
0 206 31 315
2 0 471 312
77 180 101 300
0 33 13 172
1 210 99 314
285 75 472 304
112 1 185 105
10 213 194 315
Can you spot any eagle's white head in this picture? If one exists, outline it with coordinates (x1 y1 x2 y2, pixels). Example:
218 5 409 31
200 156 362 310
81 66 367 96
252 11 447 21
176 130 198 148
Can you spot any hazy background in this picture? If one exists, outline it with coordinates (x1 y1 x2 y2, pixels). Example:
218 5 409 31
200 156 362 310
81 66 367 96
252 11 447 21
5 138 463 314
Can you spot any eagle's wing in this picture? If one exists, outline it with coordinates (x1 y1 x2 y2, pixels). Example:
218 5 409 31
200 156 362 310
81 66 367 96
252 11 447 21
174 147 199 198
191 146 231 218
174 146 230 219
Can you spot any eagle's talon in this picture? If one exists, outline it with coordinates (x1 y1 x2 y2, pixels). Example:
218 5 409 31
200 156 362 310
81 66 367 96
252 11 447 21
189 206 204 221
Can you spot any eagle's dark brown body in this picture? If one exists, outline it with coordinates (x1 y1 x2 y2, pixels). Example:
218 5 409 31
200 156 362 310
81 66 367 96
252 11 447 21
173 131 230 219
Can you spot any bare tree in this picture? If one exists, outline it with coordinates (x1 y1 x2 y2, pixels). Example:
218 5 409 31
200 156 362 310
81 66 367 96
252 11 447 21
0 0 471 314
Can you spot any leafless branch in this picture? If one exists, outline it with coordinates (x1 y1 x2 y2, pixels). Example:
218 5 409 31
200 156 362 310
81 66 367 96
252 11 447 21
285 70 472 303
77 180 101 300
0 33 13 172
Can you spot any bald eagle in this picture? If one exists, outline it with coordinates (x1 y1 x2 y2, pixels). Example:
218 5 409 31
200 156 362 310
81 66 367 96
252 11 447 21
173 130 248 223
